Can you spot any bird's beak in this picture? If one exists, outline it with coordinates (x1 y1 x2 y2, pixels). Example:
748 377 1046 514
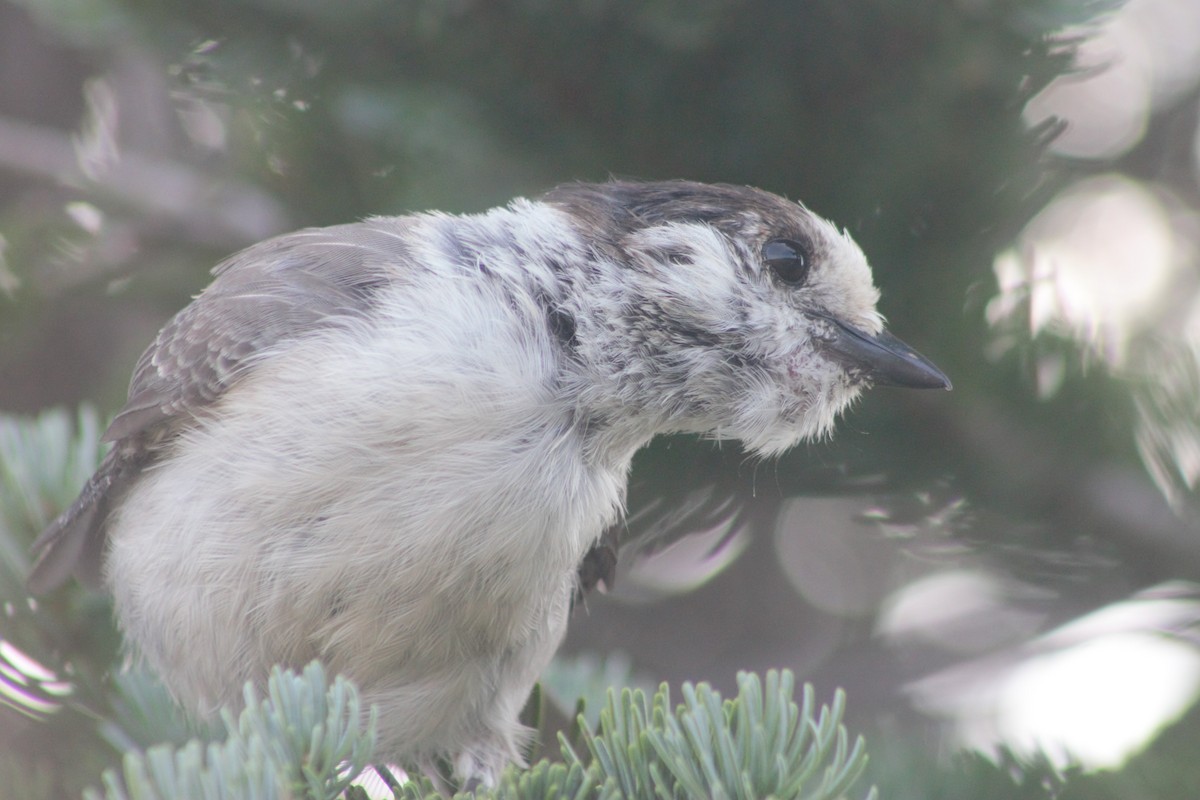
813 314 952 390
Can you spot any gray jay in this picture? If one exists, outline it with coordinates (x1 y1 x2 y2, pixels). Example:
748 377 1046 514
30 180 949 785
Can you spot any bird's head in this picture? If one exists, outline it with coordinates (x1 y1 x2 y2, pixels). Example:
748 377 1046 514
543 180 950 456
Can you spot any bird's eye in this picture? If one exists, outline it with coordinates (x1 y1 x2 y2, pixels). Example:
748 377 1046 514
762 239 810 286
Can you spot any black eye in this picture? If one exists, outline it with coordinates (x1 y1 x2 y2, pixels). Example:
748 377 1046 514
762 239 810 286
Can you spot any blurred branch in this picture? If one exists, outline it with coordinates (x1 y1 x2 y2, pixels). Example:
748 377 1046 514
0 113 289 252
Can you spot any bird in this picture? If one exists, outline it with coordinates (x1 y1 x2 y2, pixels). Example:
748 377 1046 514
29 180 950 786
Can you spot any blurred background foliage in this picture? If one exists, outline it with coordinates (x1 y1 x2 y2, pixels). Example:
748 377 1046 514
2 0 1200 796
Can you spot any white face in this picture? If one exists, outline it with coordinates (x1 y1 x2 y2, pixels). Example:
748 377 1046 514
545 181 948 457
619 215 882 454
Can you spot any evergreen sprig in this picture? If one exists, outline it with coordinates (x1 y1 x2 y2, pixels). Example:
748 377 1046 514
85 662 376 800
232 662 377 798
83 663 872 800
561 670 875 800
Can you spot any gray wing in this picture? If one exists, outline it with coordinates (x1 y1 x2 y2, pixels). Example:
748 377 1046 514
104 222 411 442
28 219 414 593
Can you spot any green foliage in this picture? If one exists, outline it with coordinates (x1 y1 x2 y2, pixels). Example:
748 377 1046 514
491 760 605 800
101 666 209 753
85 662 376 800
562 670 874 800
387 669 874 800
233 662 377 799
76 663 872 800
540 652 651 731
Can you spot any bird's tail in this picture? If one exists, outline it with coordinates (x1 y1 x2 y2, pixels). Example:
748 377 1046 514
27 450 129 594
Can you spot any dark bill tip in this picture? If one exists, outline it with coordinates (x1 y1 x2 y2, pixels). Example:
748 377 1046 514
816 315 952 391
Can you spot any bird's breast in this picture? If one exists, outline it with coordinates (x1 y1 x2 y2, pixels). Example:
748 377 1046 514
106 278 630 707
